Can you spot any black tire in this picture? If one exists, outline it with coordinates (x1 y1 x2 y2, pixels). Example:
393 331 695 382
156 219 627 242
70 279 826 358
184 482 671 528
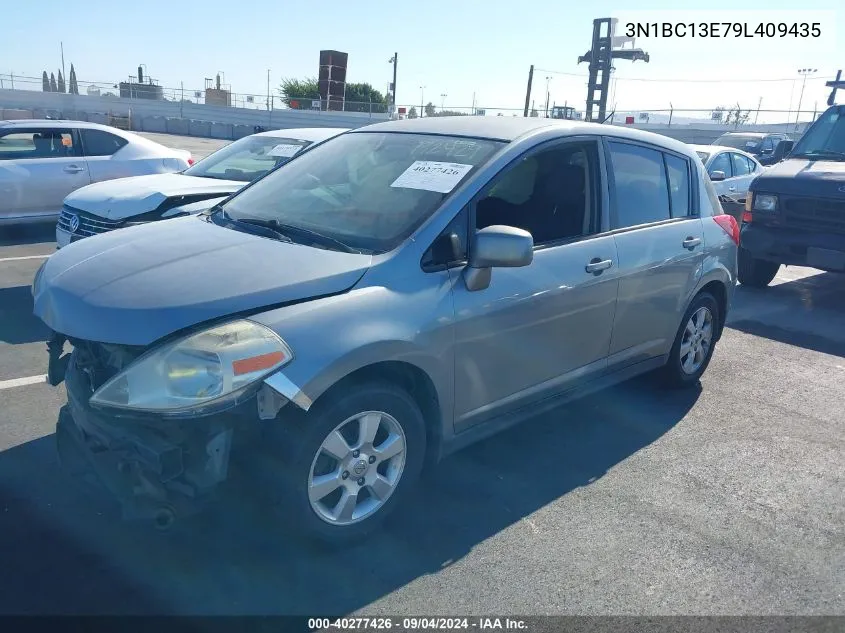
661 292 720 389
267 381 426 545
738 248 780 288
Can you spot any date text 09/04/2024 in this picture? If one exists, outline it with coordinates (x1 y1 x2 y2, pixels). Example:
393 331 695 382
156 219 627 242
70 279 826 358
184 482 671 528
309 617 529 631
625 22 822 38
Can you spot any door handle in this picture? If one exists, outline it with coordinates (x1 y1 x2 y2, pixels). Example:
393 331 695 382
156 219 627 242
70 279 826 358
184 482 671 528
63 165 85 173
585 258 613 274
682 237 702 249
728 186 736 191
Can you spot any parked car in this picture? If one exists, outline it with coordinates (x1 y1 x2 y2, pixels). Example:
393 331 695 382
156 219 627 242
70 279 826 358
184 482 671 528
33 117 738 543
712 131 792 166
0 120 192 225
691 144 765 221
738 90 845 287
56 127 348 248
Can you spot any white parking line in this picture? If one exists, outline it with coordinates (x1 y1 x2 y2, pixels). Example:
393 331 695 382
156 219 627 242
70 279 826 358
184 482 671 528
0 254 50 263
0 375 47 390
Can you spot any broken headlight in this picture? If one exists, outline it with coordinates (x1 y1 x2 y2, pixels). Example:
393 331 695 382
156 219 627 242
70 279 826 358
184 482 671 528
89 319 293 414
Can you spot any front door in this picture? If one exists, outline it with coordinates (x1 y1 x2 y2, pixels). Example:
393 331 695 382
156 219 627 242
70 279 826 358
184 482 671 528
0 127 89 221
449 137 620 431
604 139 704 369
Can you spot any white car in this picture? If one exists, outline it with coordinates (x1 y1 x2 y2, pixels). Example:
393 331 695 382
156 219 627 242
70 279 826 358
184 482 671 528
56 127 347 248
0 119 193 225
691 143 765 201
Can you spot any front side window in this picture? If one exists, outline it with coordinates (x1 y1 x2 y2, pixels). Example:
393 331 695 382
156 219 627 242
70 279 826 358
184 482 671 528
790 106 845 159
708 152 732 177
0 128 77 160
608 141 671 228
81 129 128 156
220 132 503 253
475 142 595 245
185 135 318 182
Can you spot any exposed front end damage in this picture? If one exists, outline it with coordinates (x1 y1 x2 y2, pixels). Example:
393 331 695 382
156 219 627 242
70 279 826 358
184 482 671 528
54 335 273 528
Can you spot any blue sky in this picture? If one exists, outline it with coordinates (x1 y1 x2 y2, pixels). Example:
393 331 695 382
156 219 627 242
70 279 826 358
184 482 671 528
2 0 842 120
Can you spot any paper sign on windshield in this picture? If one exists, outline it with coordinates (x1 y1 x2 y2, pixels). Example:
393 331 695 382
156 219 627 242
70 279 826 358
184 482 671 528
390 161 474 194
267 144 302 158
745 141 757 148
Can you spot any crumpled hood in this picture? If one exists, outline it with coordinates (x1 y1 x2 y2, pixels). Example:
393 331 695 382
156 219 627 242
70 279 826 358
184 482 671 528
750 158 845 197
64 173 244 220
33 216 372 346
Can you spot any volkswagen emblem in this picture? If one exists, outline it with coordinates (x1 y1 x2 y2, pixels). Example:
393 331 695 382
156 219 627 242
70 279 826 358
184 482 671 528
67 214 80 234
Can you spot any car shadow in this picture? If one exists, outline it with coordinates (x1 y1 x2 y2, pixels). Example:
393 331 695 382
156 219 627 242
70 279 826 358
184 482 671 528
727 270 845 357
0 285 51 345
0 375 700 615
0 224 56 248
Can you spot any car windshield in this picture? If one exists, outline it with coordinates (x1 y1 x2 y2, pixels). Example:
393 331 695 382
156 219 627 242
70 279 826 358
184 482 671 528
183 135 315 182
790 106 845 159
714 135 763 153
219 131 504 254
695 151 710 162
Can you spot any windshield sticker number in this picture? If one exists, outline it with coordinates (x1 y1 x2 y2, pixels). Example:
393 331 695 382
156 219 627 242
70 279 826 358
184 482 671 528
267 144 302 158
390 161 474 194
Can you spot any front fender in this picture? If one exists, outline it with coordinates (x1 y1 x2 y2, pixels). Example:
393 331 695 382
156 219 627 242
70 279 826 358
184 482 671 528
251 272 455 429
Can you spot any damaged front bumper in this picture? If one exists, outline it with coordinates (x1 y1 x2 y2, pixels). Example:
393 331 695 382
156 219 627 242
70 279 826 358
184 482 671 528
57 347 270 527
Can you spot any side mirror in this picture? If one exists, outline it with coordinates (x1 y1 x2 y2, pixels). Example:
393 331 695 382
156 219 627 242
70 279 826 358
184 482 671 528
464 225 534 291
772 140 794 162
710 170 726 182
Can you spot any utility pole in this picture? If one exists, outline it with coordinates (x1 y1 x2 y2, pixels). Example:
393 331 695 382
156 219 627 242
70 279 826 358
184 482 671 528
60 42 66 89
472 91 476 115
754 96 762 125
440 93 447 111
544 76 551 117
523 65 534 117
795 68 817 132
180 81 184 119
420 85 425 117
266 69 270 112
389 53 398 116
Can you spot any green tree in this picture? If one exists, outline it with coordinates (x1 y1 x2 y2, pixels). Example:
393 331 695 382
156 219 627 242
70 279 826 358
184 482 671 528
49 72 58 92
424 102 436 117
343 82 387 113
57 69 66 93
407 106 418 119
432 109 468 117
42 71 50 92
69 64 79 95
278 77 320 109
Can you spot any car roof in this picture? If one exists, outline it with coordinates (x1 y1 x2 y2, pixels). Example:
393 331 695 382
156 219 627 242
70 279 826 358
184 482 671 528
255 127 348 142
715 131 770 138
352 116 695 154
0 119 125 131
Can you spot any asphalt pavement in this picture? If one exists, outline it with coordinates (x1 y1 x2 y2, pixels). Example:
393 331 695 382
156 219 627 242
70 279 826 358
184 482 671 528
0 134 842 616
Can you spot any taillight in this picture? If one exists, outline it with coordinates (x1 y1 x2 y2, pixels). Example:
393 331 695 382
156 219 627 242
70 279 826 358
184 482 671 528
741 211 753 223
714 214 740 245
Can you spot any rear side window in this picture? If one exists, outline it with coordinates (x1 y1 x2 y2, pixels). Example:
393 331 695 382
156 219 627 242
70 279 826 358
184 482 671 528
608 141 671 228
81 129 128 156
0 128 78 159
664 153 691 217
731 153 751 177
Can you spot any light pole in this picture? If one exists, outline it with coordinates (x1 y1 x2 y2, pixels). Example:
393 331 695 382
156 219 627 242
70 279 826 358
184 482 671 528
544 76 552 117
795 68 817 132
440 93 447 112
420 85 425 117
388 53 398 116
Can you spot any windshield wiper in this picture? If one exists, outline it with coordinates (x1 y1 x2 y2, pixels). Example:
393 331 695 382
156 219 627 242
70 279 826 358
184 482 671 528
791 150 845 160
210 210 293 243
238 218 362 254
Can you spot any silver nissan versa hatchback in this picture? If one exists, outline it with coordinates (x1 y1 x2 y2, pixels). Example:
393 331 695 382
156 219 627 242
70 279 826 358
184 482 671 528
32 117 738 543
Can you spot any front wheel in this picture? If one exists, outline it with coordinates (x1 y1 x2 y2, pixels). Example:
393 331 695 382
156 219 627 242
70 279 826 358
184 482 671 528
738 249 780 288
273 381 427 545
661 292 720 388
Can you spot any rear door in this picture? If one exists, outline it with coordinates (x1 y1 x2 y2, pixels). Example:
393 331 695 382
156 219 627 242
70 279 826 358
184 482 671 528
79 127 132 183
0 127 90 221
728 152 756 198
604 138 704 369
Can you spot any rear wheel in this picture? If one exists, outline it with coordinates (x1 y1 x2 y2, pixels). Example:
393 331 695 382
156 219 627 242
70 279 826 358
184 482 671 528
272 381 426 545
661 292 720 388
738 248 780 288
